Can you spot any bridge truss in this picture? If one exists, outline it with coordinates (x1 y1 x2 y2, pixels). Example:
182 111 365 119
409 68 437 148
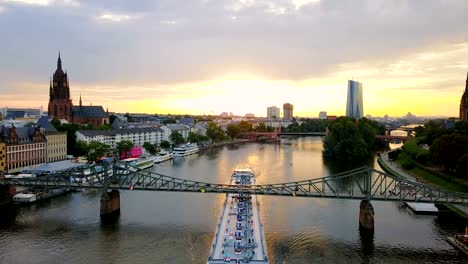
1 165 467 204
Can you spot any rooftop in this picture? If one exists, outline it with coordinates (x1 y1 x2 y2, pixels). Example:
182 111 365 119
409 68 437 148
77 127 163 137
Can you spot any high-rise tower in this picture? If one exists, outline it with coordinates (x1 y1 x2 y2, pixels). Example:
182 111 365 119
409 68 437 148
346 80 363 119
283 103 294 120
48 53 73 121
460 73 468 120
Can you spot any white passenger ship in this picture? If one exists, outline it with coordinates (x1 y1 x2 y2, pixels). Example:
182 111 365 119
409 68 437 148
154 151 173 163
116 156 156 174
207 169 269 264
172 143 199 157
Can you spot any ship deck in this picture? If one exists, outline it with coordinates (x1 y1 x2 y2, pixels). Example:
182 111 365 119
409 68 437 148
208 170 268 263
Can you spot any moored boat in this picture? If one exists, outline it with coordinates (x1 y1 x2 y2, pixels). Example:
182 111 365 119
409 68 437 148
123 156 156 169
173 143 199 157
447 227 468 255
155 151 173 163
12 188 68 204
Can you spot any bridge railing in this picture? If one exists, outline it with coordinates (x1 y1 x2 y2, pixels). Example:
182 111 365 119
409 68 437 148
1 164 467 204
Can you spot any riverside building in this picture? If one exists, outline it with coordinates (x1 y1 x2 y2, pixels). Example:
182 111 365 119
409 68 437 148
75 128 164 149
0 125 47 173
266 106 280 119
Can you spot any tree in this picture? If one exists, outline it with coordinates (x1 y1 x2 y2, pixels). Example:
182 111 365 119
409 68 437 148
86 141 110 163
160 140 171 149
454 120 468 135
53 122 81 155
75 141 89 157
143 142 158 155
322 117 374 164
287 122 301 132
50 118 61 129
238 121 253 133
430 134 468 173
170 131 185 146
226 124 241 140
98 124 112 130
206 122 225 142
456 154 468 179
256 122 268 132
163 118 177 125
116 140 134 158
187 132 202 143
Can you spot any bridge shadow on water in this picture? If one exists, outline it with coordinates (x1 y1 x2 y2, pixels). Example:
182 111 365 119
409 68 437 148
0 204 18 226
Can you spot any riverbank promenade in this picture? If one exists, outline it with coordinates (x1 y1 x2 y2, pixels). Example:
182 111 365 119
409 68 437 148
378 151 468 216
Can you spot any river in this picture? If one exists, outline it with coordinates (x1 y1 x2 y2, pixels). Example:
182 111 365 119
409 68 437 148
0 137 466 263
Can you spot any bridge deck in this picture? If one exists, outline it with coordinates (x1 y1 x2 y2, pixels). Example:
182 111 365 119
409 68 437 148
1 166 467 205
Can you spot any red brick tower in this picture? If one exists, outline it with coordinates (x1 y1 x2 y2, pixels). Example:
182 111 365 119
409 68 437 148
460 72 468 120
48 52 73 121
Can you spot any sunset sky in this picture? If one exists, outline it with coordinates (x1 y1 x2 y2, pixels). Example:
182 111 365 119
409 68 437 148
0 0 468 117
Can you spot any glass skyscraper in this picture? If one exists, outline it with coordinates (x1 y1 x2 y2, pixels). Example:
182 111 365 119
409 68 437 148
346 80 363 119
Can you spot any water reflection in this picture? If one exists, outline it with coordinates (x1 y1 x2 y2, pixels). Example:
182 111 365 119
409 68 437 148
0 137 466 263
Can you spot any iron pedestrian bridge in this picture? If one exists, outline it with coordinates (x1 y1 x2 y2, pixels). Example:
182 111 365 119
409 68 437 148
1 165 467 205
1 164 466 229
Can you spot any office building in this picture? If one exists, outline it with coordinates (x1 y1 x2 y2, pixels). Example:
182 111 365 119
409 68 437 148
319 111 327 120
346 80 364 119
283 103 293 120
267 106 280 119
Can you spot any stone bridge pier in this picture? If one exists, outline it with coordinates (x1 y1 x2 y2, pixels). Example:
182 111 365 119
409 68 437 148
359 200 374 231
0 185 16 206
100 190 120 217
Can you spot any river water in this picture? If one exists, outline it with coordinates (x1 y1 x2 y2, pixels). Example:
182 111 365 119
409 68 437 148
0 137 466 264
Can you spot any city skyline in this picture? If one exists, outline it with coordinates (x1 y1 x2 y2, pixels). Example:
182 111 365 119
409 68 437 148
1 1 468 117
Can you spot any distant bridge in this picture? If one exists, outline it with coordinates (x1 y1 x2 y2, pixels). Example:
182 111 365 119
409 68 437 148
278 132 326 136
375 135 412 142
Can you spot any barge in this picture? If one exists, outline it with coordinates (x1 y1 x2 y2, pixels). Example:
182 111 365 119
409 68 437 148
207 169 269 263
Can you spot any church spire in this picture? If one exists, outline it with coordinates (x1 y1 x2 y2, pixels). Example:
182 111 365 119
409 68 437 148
79 93 82 107
57 51 62 70
466 72 468 91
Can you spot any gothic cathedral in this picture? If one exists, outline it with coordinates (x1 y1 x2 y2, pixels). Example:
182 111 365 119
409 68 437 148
460 73 468 120
48 53 73 121
47 53 108 126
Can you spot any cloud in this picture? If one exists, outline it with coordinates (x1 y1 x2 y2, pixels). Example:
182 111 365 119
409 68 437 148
2 0 50 6
1 0 79 6
292 0 319 9
1 0 468 116
97 12 135 23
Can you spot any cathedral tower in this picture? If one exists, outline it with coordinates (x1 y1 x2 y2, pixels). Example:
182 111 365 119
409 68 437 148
460 73 468 120
48 53 73 121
